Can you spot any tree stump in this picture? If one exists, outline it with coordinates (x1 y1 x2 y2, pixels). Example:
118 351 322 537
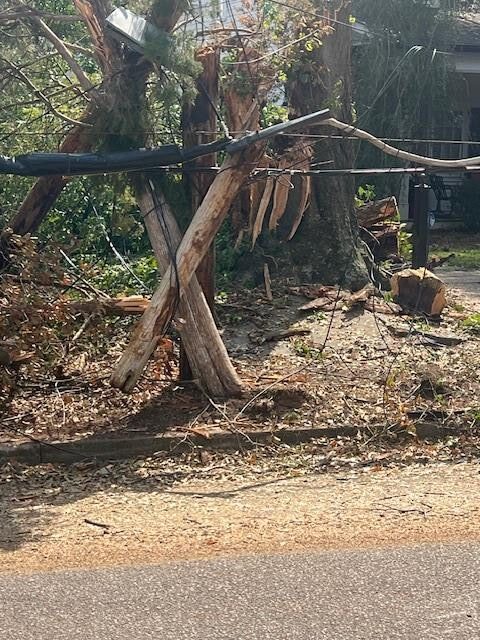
390 268 447 316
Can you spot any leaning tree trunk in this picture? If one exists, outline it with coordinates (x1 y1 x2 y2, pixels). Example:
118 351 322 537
134 176 242 397
284 0 369 290
179 47 220 380
5 110 95 237
111 141 266 392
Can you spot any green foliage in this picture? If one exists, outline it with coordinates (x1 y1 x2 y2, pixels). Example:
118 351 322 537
461 313 480 334
143 29 202 107
262 104 289 127
292 338 323 361
455 180 480 232
440 249 480 269
91 255 159 296
399 226 413 260
430 232 480 268
354 183 376 207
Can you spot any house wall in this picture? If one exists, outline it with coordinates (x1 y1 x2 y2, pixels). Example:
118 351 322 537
454 51 480 76
464 73 480 108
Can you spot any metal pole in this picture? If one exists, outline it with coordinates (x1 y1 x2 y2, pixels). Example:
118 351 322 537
412 181 431 269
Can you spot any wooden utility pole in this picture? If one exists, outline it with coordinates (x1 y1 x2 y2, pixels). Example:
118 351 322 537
412 181 431 268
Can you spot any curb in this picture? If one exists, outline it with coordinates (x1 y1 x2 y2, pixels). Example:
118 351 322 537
0 422 455 467
0 426 359 466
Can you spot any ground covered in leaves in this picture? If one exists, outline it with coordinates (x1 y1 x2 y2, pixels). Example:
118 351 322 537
1 235 480 453
1 447 479 572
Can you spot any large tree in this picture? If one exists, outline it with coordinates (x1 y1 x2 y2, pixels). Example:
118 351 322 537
284 0 369 289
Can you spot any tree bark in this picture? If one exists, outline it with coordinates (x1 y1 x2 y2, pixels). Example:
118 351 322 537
285 0 369 290
180 47 220 379
111 143 265 392
134 176 242 397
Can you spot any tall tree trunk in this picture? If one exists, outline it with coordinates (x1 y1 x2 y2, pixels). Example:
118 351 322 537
285 0 369 290
180 47 220 379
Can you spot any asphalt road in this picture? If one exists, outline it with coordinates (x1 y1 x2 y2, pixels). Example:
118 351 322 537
437 269 480 299
1 543 479 639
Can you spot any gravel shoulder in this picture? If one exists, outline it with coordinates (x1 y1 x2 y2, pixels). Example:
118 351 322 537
1 456 479 574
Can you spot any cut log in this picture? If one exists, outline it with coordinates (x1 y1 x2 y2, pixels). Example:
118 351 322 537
134 177 242 398
110 143 265 393
390 268 447 316
356 197 398 228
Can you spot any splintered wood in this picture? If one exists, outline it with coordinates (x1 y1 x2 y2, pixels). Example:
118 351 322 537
356 197 400 260
110 142 266 393
223 48 312 246
134 180 242 398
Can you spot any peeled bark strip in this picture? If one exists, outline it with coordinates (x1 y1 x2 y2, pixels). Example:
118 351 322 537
111 144 265 392
287 174 311 241
134 178 242 397
268 158 292 231
251 176 274 248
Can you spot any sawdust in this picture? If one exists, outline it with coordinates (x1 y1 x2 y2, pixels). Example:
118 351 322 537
1 459 479 574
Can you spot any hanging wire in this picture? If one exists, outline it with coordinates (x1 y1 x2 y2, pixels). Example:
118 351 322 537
83 187 150 294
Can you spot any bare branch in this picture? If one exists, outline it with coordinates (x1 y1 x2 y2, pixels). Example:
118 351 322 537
29 16 96 95
64 42 95 58
0 7 84 24
326 117 480 169
1 57 92 128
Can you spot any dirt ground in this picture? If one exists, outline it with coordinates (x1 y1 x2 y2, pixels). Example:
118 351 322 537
1 454 479 574
2 277 480 447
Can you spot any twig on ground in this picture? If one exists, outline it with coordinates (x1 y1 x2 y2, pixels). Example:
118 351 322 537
84 518 110 530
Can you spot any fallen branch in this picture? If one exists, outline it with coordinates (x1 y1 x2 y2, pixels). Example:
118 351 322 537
30 16 95 95
84 518 110 530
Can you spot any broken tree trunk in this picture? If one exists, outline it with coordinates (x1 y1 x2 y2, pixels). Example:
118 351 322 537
391 268 447 316
356 197 398 228
111 143 265 392
133 176 242 397
5 115 94 236
180 46 220 379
